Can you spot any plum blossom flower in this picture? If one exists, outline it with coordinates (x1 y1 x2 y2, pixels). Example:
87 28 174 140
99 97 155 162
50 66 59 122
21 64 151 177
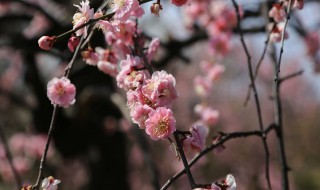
293 0 304 10
145 107 176 140
130 103 153 128
38 36 55 50
81 48 99 66
225 174 236 190
270 23 289 42
112 0 144 21
269 3 286 23
147 38 160 62
206 64 225 82
116 55 149 90
95 47 118 76
41 176 61 190
142 71 178 108
194 76 212 97
183 125 208 152
73 0 94 37
47 77 76 107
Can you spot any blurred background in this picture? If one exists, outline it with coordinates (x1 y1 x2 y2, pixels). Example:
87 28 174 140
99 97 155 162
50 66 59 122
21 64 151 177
0 0 320 189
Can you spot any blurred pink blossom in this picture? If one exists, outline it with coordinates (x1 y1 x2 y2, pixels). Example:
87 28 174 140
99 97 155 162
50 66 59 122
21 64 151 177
269 4 286 23
42 176 61 190
47 77 76 107
183 125 208 152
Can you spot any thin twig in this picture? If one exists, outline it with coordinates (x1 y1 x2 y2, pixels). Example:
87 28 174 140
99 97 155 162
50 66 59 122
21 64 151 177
0 122 22 189
160 124 276 190
279 70 304 83
244 23 275 106
231 0 272 189
272 1 293 189
33 105 58 190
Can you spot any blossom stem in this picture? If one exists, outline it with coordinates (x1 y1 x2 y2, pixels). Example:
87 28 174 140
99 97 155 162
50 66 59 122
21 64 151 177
33 105 58 190
173 131 196 189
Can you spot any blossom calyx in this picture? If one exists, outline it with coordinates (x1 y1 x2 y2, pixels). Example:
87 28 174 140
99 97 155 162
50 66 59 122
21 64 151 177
38 36 56 50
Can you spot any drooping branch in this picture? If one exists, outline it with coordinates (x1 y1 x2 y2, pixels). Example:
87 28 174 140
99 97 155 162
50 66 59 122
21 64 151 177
160 124 276 190
231 0 272 189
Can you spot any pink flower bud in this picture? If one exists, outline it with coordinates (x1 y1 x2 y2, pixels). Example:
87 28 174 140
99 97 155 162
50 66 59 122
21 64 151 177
68 36 80 52
38 36 56 50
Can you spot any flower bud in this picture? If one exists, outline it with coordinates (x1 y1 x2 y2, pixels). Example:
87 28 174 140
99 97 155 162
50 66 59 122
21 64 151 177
150 3 162 17
68 36 80 52
38 36 55 50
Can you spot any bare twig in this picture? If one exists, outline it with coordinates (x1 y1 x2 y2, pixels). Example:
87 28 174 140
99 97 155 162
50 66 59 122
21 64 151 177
279 70 304 84
160 124 276 190
231 0 272 189
272 1 293 189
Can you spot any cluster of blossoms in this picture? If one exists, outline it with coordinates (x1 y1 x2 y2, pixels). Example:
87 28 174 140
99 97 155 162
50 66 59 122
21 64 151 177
268 0 304 42
183 1 239 57
120 67 179 140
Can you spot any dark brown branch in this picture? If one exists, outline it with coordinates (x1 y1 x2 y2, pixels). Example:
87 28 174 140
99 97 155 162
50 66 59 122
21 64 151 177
231 0 272 189
173 131 196 189
160 124 276 190
279 70 304 83
272 1 293 189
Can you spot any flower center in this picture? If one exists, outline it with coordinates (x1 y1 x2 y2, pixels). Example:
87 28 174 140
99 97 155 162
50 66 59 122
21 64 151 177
112 0 126 10
55 84 65 96
153 119 169 136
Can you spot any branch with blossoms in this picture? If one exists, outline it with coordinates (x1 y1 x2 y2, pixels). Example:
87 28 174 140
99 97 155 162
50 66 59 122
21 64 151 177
1 0 316 189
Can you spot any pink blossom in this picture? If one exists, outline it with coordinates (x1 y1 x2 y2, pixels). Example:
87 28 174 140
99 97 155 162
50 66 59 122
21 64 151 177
293 0 304 10
112 0 143 21
38 36 55 50
127 89 156 109
305 32 320 55
73 0 94 37
68 36 80 52
147 38 160 62
116 55 149 90
183 125 208 152
145 107 176 140
47 77 76 107
95 47 118 76
201 107 219 126
112 20 137 46
130 103 153 128
194 76 212 97
208 34 231 56
142 71 178 108
41 176 61 190
171 0 188 7
269 4 286 23
225 174 236 190
206 64 225 82
81 48 99 65
270 23 289 43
